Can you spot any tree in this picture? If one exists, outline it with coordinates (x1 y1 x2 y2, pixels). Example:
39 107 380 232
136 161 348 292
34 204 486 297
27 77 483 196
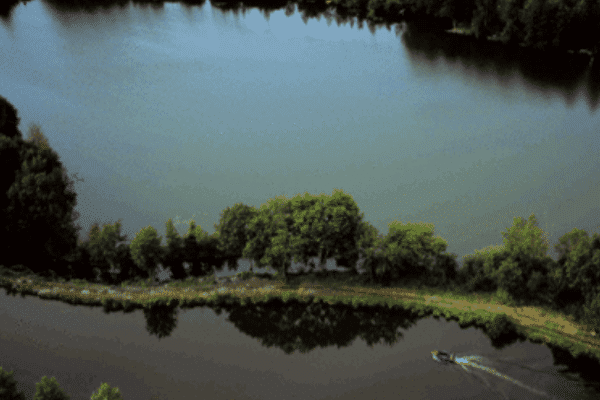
24 123 84 247
195 232 226 277
550 228 600 312
358 224 387 285
490 214 556 304
0 95 21 140
243 197 295 281
214 203 258 272
0 367 27 400
130 225 164 282
90 383 123 400
0 114 83 279
258 198 294 282
162 218 187 281
501 213 550 259
373 221 449 285
287 192 331 272
113 242 145 283
497 0 528 44
33 376 70 400
78 220 129 284
3 138 79 275
318 190 365 273
471 0 505 40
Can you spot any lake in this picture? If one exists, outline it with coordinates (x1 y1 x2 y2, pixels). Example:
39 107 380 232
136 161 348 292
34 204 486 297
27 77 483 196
1 0 600 278
1 279 599 400
1 2 600 397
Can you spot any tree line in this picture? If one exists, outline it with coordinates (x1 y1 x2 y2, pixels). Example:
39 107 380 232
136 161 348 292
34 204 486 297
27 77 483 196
1 95 599 331
2 0 598 57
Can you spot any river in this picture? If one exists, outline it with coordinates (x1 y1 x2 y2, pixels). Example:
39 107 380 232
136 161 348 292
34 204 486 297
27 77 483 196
1 278 599 400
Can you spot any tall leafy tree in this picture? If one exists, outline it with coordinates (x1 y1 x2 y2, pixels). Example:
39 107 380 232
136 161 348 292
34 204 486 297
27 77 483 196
471 0 505 39
374 220 448 285
130 225 164 282
550 228 600 312
287 193 330 272
162 218 187 281
491 214 555 304
261 198 294 282
214 203 258 272
113 242 145 284
458 244 508 292
0 112 83 280
243 196 294 281
80 220 129 284
358 222 386 284
181 220 201 277
3 137 79 276
501 213 550 259
197 232 226 276
0 95 21 140
318 190 365 273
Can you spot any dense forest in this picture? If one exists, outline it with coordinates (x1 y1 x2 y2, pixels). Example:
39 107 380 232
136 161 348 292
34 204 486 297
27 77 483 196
2 0 599 60
1 95 599 336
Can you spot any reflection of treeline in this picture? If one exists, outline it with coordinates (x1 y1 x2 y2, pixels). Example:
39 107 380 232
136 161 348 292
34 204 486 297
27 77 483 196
4 0 599 58
1 95 599 331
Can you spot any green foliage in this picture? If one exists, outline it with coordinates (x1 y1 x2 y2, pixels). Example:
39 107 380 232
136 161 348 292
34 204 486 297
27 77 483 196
130 225 164 281
287 193 331 271
549 229 600 313
494 287 517 306
0 95 22 140
90 382 123 400
236 271 254 280
79 220 129 284
33 376 70 400
458 245 505 292
485 313 515 340
0 367 26 400
243 197 293 273
3 133 79 274
213 203 258 271
471 0 505 39
501 213 550 259
436 0 476 25
162 218 187 281
322 190 365 271
373 220 449 284
497 0 529 44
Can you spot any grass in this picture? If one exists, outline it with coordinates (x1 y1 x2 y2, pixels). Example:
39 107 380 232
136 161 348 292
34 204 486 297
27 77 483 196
1 266 599 361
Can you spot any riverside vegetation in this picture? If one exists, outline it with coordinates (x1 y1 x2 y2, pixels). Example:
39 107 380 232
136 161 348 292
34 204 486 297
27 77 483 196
3 0 599 62
2 87 600 397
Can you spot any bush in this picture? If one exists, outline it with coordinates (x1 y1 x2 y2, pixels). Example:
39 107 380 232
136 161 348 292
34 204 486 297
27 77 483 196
485 313 515 340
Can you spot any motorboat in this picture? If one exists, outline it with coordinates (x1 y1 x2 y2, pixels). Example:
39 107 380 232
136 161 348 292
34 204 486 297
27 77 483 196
431 350 456 364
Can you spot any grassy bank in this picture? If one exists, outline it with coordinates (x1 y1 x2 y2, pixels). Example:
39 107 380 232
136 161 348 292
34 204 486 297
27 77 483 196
1 267 599 362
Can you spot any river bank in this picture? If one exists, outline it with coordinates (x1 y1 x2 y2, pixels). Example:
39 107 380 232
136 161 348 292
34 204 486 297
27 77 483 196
1 270 599 362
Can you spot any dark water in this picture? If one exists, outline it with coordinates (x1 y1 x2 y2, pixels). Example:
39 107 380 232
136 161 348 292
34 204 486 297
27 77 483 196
1 0 600 273
1 284 598 400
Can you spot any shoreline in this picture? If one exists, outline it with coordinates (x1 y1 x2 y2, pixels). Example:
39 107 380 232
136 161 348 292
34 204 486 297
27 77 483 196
2 272 599 362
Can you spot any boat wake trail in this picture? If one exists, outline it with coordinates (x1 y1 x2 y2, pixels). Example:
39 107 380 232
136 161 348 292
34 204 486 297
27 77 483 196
454 355 550 399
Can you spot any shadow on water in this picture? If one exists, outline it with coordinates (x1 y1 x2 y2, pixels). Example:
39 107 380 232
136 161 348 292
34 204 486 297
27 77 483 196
3 273 600 398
